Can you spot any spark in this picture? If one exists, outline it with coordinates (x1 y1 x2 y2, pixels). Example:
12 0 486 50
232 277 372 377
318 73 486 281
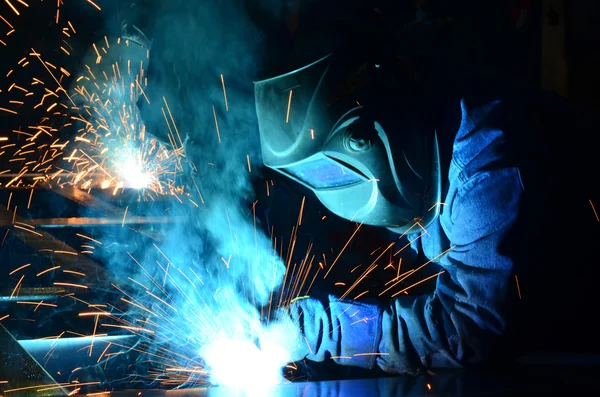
212 105 221 143
63 270 86 276
122 206 128 227
146 290 177 312
136 78 150 104
391 271 446 297
9 275 24 299
380 246 455 296
85 0 101 11
97 342 112 363
77 312 111 317
89 314 100 356
286 89 293 123
8 263 30 275
0 14 13 28
16 301 57 308
53 282 88 289
4 0 20 16
37 382 100 392
323 222 363 279
27 188 34 208
428 201 447 211
220 74 228 111
0 107 17 114
37 266 61 276
30 48 76 105
515 275 522 299
163 97 183 148
590 199 599 222
100 324 155 334
354 352 389 356
50 250 78 256
297 196 306 226
76 233 102 245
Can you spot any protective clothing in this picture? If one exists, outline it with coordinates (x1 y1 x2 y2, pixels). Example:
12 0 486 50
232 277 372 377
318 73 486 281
254 54 442 234
263 95 525 373
268 295 382 369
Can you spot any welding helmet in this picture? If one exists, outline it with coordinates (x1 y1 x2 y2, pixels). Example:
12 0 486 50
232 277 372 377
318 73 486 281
254 53 441 234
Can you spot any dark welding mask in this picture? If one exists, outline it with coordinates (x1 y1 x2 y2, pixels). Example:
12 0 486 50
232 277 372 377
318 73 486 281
254 54 441 234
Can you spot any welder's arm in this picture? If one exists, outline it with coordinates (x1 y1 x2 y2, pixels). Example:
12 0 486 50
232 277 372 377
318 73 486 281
375 168 523 373
280 168 523 373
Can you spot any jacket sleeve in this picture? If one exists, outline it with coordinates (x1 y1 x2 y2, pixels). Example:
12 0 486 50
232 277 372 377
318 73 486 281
296 167 523 373
377 167 523 373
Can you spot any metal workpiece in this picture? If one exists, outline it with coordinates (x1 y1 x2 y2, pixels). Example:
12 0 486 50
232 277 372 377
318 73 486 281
18 335 137 386
0 287 61 302
70 366 600 397
0 324 66 396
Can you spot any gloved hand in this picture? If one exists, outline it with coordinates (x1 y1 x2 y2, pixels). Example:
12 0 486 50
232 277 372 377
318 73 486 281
261 295 384 369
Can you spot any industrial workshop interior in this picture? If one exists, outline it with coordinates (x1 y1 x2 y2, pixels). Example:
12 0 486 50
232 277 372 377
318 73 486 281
1 1 599 396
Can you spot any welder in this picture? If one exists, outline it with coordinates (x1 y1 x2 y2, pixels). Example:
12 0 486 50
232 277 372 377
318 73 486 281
254 15 599 378
130 0 598 379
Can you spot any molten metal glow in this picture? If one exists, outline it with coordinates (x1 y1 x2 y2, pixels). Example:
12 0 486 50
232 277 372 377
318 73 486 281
117 154 151 189
201 335 290 392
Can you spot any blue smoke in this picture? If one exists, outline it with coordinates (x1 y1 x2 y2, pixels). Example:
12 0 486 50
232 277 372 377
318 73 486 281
69 0 291 389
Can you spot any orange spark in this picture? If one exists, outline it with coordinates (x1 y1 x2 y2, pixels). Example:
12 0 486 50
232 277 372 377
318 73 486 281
324 222 363 279
13 224 42 237
85 0 101 11
9 275 24 299
36 266 60 277
36 382 101 393
53 282 88 289
76 233 102 245
515 275 522 300
286 89 293 123
16 301 57 308
380 246 454 296
0 107 17 114
27 188 33 209
590 200 599 222
391 271 445 297
63 270 86 276
298 196 305 226
9 263 30 275
89 314 99 356
4 0 20 16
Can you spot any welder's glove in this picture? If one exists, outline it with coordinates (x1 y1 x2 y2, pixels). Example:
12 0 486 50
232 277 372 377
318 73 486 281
263 295 384 370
